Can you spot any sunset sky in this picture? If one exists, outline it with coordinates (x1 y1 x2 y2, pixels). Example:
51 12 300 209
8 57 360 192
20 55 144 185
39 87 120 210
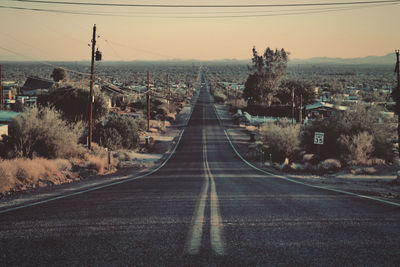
0 0 399 61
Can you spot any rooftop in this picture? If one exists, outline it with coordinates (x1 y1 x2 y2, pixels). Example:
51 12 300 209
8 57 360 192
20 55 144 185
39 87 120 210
22 76 54 90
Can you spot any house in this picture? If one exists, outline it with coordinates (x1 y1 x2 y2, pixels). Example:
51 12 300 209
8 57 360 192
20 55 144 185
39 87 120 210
21 76 55 96
0 124 8 140
0 110 20 140
305 102 347 120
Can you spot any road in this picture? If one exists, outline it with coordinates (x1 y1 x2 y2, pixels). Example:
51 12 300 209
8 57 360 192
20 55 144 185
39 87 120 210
1 73 400 266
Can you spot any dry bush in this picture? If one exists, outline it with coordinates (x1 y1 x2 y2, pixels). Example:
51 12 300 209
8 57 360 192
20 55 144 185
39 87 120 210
213 90 227 103
53 158 72 172
318 159 341 172
0 160 19 193
230 98 247 109
0 158 74 195
3 106 84 159
86 156 105 174
79 143 117 174
339 132 374 166
260 123 301 163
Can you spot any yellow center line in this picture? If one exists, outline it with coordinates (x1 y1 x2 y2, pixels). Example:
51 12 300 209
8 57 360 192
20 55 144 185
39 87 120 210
184 106 225 255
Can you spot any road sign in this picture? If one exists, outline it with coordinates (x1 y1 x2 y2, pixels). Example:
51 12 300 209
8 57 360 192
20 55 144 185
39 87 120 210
314 132 324 145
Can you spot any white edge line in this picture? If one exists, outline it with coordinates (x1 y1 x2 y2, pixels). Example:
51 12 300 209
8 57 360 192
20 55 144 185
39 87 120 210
213 104 222 126
0 129 185 214
184 84 200 126
224 129 400 208
185 101 196 126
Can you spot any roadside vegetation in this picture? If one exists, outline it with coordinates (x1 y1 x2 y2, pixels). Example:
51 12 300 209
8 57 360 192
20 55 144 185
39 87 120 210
0 106 118 196
213 45 398 174
257 103 396 172
0 64 199 197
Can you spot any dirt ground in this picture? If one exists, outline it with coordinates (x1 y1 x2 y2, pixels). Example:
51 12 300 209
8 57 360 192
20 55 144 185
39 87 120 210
215 103 400 202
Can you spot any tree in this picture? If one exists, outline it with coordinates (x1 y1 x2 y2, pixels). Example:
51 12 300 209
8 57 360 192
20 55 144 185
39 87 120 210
277 79 317 106
243 46 289 106
37 86 109 123
94 114 140 150
50 67 68 82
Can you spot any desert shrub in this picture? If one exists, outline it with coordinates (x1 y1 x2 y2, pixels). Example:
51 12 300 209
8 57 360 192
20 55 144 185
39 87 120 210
318 159 341 172
340 104 395 161
136 117 147 131
0 157 74 194
260 123 301 163
94 114 140 150
2 106 84 159
213 90 227 103
301 104 396 163
130 100 146 110
86 155 105 174
339 132 374 165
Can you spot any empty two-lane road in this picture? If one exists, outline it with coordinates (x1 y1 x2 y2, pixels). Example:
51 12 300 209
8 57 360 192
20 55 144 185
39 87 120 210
1 77 399 266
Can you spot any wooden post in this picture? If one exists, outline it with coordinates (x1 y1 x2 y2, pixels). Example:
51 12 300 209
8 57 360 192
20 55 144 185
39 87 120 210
291 88 295 124
299 94 303 124
235 85 238 107
0 65 3 110
178 79 181 99
167 73 170 106
88 24 96 150
395 50 400 156
147 70 150 132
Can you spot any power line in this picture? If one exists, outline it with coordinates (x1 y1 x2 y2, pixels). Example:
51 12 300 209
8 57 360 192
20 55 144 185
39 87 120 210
8 0 400 8
0 2 395 18
0 44 92 76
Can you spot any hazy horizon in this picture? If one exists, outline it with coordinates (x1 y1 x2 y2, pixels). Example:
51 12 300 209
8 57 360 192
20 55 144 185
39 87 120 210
0 0 399 62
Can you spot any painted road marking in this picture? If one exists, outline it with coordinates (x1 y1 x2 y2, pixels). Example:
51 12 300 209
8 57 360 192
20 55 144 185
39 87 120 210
224 129 400 208
184 167 209 255
184 128 225 255
203 130 225 255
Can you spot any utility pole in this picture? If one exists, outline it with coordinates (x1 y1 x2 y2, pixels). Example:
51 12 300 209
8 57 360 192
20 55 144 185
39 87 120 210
178 79 181 99
235 85 238 107
0 65 3 110
147 70 151 132
299 94 303 124
88 24 96 150
291 88 295 124
166 73 170 106
395 50 400 156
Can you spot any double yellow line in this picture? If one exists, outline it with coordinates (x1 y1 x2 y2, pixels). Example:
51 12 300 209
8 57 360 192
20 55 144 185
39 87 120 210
184 129 225 255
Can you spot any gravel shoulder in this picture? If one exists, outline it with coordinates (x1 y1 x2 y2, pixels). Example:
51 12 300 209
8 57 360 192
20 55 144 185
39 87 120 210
214 103 400 202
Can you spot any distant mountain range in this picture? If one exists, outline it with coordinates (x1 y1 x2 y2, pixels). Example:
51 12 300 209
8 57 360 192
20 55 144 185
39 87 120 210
290 53 395 65
0 53 396 65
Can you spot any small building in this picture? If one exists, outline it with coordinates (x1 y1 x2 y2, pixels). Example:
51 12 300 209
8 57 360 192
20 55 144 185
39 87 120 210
0 110 20 139
0 124 8 140
21 76 55 96
0 110 20 124
305 102 347 120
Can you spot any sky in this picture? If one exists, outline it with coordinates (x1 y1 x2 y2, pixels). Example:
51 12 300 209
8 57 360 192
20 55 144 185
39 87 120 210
0 0 399 61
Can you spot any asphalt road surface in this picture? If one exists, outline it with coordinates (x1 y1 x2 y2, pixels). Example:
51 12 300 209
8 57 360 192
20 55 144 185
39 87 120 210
1 73 400 266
